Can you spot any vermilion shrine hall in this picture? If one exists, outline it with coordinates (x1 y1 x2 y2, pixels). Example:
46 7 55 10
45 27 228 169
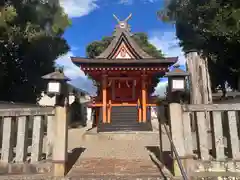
71 15 177 132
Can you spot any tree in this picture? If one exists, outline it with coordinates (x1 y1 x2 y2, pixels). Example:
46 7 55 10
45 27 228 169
86 32 164 93
159 0 240 92
0 0 70 103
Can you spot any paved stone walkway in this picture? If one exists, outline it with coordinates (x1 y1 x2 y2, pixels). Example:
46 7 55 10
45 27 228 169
65 128 173 179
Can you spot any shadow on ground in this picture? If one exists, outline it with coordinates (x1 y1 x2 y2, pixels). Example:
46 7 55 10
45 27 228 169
66 147 86 174
149 154 168 180
146 146 174 174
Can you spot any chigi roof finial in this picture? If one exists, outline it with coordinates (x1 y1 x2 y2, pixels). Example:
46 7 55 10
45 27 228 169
113 13 132 30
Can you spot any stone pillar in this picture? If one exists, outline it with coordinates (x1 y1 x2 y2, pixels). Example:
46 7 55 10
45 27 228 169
52 106 68 176
169 103 193 178
102 74 107 123
169 103 185 176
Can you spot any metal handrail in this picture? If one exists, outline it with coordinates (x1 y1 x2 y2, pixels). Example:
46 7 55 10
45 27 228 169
162 117 189 180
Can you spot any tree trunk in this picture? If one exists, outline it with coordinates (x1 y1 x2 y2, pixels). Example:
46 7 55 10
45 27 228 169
186 51 213 131
186 51 212 104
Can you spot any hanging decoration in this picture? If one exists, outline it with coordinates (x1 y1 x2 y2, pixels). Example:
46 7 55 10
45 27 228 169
118 81 121 88
108 80 112 87
126 80 130 88
133 80 136 87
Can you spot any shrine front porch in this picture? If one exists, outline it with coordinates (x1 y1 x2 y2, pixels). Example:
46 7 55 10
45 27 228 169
90 73 158 132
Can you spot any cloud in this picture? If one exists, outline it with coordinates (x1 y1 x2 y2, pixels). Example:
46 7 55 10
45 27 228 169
70 77 97 96
55 51 97 95
119 0 133 5
119 0 158 5
153 80 168 96
55 51 86 79
60 0 98 18
70 46 79 51
149 30 186 65
141 0 159 3
149 30 186 96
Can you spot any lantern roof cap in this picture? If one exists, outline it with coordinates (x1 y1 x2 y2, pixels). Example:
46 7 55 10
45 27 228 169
42 67 70 81
165 64 189 77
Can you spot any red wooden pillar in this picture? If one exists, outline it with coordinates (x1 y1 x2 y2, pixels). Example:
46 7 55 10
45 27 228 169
141 74 147 123
102 74 107 123
138 98 142 122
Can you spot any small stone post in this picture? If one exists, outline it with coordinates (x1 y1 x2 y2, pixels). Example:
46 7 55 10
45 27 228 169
169 103 192 177
52 105 68 176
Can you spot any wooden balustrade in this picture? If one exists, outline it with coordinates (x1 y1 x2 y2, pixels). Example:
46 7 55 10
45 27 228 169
169 103 240 177
0 107 54 171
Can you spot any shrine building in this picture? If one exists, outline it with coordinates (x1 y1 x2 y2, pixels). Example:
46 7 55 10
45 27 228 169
71 15 177 132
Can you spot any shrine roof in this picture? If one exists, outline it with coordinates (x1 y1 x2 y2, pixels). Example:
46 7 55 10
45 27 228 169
71 14 178 67
97 29 152 59
96 14 153 59
71 57 178 66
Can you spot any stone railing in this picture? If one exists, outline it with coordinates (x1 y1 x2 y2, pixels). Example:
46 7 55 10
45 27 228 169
0 106 54 175
169 103 240 178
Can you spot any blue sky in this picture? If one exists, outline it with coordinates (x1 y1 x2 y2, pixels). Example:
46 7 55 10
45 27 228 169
56 0 186 95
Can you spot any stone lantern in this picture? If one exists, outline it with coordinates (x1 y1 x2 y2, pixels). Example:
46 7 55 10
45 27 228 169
165 64 189 103
42 67 71 176
42 67 70 106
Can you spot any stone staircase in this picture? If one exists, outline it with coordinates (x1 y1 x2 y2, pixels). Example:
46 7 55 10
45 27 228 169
98 106 152 132
66 157 171 179
65 134 173 179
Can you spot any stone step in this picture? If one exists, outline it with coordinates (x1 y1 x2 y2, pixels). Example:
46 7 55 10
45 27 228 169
99 122 144 126
111 114 138 117
99 117 138 120
110 122 144 124
66 158 173 179
98 128 151 132
98 124 152 131
0 175 170 180
111 111 137 113
82 130 160 142
67 174 171 180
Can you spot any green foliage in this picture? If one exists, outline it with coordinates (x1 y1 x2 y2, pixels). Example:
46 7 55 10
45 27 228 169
0 0 70 103
86 36 113 58
132 33 164 58
159 0 240 90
